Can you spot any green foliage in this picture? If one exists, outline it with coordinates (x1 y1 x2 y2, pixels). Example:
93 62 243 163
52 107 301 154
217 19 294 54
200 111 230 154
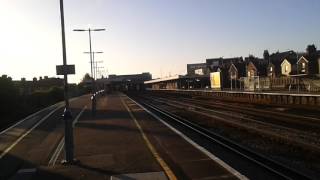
0 77 65 129
0 74 91 129
0 75 19 126
306 44 317 55
27 87 64 109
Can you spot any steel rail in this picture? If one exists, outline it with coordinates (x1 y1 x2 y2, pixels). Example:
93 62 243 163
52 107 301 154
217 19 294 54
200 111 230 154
133 96 313 180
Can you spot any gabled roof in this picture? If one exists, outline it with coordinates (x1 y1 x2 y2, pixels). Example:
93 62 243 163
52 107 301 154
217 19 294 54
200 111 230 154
229 61 246 77
269 50 297 66
211 66 220 72
245 56 268 76
206 57 243 72
297 56 309 63
281 58 291 66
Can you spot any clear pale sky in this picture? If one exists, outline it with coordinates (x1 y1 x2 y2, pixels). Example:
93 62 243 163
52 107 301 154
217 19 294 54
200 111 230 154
0 0 319 83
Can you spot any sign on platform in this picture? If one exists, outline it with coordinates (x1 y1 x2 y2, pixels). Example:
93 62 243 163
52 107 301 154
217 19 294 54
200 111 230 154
56 65 75 75
210 72 221 89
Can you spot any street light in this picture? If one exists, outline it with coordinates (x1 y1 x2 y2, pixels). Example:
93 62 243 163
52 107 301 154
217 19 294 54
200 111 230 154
84 51 103 80
74 28 105 116
58 0 76 164
73 28 105 81
94 61 104 80
95 65 104 79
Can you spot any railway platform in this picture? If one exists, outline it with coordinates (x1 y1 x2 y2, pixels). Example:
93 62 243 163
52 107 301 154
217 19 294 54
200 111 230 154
32 93 243 180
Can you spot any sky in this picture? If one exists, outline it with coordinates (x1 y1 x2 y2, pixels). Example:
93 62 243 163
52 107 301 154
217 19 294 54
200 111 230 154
0 0 319 83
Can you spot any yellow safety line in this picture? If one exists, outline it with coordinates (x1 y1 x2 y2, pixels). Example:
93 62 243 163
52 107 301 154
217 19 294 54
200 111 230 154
121 96 177 180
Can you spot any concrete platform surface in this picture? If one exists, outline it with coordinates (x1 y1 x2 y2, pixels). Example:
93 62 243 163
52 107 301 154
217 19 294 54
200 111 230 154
111 171 167 180
32 93 242 180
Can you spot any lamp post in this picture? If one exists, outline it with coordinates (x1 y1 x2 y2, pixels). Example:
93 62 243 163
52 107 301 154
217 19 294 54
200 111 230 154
95 66 105 79
74 28 105 116
94 61 104 79
84 51 103 80
58 0 75 164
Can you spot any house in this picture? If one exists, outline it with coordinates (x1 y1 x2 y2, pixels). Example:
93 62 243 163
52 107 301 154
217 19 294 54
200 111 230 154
280 58 296 76
267 51 296 78
228 61 246 89
13 76 64 95
265 51 293 78
206 57 242 72
245 56 267 78
206 58 223 71
206 57 243 88
229 62 246 80
317 51 320 76
297 50 320 77
296 55 309 75
243 56 268 91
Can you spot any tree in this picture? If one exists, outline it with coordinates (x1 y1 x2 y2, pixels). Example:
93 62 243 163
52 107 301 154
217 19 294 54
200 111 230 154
263 50 270 60
306 44 317 55
78 73 92 94
81 73 92 83
0 75 19 125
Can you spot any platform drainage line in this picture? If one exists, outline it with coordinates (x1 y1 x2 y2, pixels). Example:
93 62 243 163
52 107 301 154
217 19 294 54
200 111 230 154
120 96 177 180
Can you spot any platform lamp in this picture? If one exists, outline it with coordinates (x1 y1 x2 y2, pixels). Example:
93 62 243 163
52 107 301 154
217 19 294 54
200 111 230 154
58 0 76 164
83 52 103 80
74 28 105 116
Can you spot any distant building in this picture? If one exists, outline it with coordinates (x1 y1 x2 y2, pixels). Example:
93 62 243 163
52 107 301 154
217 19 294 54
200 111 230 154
206 57 243 88
267 51 296 78
228 62 246 90
97 72 152 91
13 76 63 95
187 63 209 76
245 56 267 78
36 77 64 90
206 57 242 72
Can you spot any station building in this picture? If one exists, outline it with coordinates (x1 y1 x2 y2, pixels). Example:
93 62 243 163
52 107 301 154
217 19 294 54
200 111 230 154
96 72 152 92
144 74 210 90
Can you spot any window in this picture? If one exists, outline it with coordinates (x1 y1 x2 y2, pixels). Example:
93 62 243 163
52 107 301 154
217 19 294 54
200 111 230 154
270 67 273 72
195 69 204 75
285 65 288 72
251 70 254 76
230 71 236 79
301 62 306 73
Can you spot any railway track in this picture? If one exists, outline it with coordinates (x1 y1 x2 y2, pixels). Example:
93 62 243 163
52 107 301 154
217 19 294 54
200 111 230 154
148 92 320 132
130 95 313 180
149 96 320 147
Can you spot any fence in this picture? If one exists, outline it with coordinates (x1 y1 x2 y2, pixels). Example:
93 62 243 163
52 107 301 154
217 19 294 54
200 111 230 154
241 76 320 93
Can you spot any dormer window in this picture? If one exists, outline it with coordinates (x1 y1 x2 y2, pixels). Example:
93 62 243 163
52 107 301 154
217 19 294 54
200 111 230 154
301 62 306 73
285 65 288 72
270 67 273 72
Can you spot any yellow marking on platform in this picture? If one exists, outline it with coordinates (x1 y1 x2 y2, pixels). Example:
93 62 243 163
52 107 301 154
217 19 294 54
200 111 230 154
121 96 177 180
